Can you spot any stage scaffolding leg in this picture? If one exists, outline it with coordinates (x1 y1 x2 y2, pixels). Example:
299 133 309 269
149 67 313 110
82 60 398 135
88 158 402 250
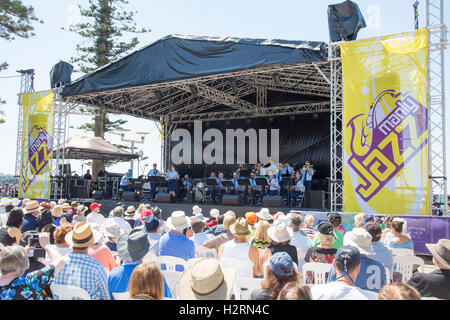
329 43 344 212
50 90 69 200
15 69 35 188
427 0 448 216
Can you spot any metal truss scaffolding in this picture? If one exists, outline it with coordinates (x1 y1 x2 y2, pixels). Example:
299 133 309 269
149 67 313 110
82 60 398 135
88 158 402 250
329 43 344 212
15 69 35 185
50 89 70 200
427 0 448 215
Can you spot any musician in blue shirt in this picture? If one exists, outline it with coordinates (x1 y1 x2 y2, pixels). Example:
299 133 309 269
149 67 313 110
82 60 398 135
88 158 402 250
166 165 179 199
179 174 191 201
249 171 263 205
300 161 315 191
267 170 280 196
207 172 219 204
275 163 288 199
147 163 161 200
291 171 305 206
281 162 294 175
120 171 134 192
226 171 247 203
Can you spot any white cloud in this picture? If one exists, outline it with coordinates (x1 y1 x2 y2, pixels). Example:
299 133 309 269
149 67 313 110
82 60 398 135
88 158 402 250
66 4 81 29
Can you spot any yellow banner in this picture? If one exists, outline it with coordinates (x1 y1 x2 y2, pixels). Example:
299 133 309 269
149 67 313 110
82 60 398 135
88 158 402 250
19 90 54 199
342 28 430 216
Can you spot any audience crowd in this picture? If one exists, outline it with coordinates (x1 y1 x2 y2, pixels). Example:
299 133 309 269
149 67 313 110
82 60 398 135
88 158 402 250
0 197 448 300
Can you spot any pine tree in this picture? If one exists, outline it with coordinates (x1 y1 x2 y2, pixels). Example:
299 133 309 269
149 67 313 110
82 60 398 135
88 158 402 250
66 0 149 178
0 0 41 123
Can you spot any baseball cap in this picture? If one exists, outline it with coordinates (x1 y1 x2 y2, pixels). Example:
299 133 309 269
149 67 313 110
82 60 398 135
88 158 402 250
365 222 382 242
268 252 294 277
335 245 361 268
89 202 101 211
317 222 335 237
141 209 153 221
145 214 160 232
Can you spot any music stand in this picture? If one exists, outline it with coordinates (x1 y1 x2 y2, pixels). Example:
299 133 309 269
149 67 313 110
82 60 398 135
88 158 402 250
221 180 234 192
282 176 292 187
255 177 268 191
205 178 218 188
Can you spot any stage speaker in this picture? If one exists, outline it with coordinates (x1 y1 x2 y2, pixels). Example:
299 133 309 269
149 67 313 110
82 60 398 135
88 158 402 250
304 190 325 209
92 190 104 200
122 191 136 202
221 195 242 206
263 195 283 207
156 193 172 203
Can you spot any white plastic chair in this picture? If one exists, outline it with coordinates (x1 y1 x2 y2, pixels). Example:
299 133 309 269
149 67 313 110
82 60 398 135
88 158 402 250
142 252 159 263
195 245 218 258
112 292 130 300
233 277 263 300
385 266 391 284
158 255 188 272
51 284 91 300
301 262 332 285
186 257 201 269
162 270 182 299
391 248 414 256
220 258 253 278
392 255 425 283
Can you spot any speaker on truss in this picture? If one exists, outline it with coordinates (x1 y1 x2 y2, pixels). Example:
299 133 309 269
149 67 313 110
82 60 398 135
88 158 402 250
328 0 366 42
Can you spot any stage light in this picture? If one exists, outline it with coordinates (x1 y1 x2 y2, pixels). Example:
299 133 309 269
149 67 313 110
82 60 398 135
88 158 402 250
290 115 295 121
272 73 281 85
189 84 198 95
154 90 162 100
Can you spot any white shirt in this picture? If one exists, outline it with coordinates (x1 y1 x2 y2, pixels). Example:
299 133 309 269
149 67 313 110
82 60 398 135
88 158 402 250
290 231 313 258
112 217 132 234
221 240 251 261
311 281 378 300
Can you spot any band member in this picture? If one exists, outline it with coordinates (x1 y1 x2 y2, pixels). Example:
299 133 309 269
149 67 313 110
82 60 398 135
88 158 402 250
266 170 280 196
147 163 161 200
179 174 192 201
249 171 263 205
120 171 134 192
83 170 92 180
276 163 288 200
301 160 315 191
226 171 248 203
281 162 294 176
207 172 219 204
236 164 244 179
215 172 226 204
166 165 179 199
291 171 305 206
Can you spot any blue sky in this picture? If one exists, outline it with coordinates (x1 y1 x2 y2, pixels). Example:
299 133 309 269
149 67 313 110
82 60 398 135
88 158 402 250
0 0 449 178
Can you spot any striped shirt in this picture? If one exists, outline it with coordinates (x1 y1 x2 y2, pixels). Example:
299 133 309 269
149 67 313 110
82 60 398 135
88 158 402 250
53 252 110 300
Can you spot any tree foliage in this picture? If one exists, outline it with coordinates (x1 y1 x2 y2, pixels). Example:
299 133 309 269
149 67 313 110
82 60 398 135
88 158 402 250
66 0 150 73
0 0 41 124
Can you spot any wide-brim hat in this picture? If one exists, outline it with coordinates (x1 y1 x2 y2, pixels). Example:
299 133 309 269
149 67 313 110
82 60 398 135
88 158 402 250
103 220 122 239
192 205 202 215
257 208 272 220
65 221 102 248
426 239 450 269
209 208 220 218
61 203 71 210
267 221 293 243
229 217 250 236
126 206 136 216
343 228 374 255
166 211 190 230
23 200 41 214
117 229 150 262
177 258 235 300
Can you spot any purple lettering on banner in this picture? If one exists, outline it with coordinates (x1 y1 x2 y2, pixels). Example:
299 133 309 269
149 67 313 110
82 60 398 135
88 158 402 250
346 90 428 202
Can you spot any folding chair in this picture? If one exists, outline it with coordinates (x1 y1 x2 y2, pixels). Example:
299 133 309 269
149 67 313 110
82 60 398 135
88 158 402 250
50 284 91 300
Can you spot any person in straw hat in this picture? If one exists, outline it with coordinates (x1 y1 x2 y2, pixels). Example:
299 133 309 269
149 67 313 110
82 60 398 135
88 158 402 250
260 220 297 275
327 227 387 293
53 221 110 300
72 204 88 225
218 217 260 277
107 228 172 300
20 200 42 233
124 205 142 229
407 239 450 300
177 258 235 300
256 208 273 223
158 211 195 263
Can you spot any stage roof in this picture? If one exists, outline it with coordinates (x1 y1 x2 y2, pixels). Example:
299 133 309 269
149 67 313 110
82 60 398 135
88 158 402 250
61 35 332 124
56 135 139 161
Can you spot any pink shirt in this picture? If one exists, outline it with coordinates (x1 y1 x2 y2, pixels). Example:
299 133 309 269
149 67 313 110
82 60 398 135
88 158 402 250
88 244 118 271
